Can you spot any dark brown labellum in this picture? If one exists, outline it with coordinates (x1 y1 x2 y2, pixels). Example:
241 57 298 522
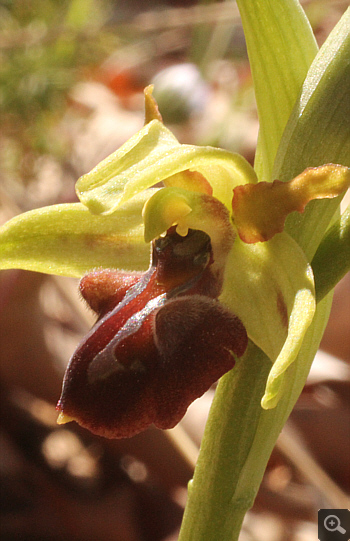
57 228 248 438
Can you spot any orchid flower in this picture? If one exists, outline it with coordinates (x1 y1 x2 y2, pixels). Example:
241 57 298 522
1 1 349 539
1 87 348 430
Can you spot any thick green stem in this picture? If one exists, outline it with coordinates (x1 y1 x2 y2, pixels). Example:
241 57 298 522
178 5 349 541
178 222 344 539
178 342 270 540
178 295 332 541
178 217 345 539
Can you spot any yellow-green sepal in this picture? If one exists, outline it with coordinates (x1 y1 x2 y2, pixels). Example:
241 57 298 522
0 192 153 277
220 232 315 408
76 119 257 215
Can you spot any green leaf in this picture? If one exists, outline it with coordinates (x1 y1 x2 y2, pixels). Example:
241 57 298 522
274 8 350 258
220 232 315 366
236 0 318 183
0 194 152 277
76 119 257 214
312 206 350 302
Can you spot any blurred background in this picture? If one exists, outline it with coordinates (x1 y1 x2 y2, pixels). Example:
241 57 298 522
0 1 349 540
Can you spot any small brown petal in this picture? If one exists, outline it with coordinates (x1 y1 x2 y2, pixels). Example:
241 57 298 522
80 269 142 316
232 164 350 243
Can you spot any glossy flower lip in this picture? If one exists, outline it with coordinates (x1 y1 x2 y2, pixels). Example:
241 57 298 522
56 228 248 438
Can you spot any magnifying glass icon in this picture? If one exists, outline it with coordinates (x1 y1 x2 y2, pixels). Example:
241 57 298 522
324 515 346 534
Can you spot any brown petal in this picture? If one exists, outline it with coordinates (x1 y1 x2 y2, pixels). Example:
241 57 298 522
80 269 142 315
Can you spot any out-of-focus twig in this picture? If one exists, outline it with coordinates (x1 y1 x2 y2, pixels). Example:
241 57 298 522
276 422 350 509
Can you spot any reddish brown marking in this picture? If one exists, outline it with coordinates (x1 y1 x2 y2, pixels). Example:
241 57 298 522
277 290 288 329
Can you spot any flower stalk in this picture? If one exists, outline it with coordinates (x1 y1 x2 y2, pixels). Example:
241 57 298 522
178 3 350 540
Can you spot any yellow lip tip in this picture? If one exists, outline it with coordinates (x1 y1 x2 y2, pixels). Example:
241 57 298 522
56 412 75 425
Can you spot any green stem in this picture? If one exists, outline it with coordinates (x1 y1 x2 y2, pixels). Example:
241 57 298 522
178 296 332 541
178 234 345 540
178 341 271 541
312 206 350 302
178 5 349 540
